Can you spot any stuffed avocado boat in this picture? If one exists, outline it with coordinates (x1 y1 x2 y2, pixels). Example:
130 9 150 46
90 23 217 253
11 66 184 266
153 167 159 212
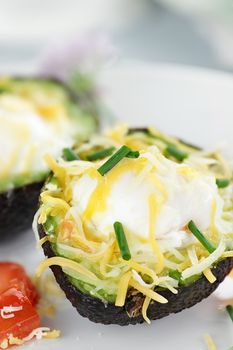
0 77 97 239
35 125 233 325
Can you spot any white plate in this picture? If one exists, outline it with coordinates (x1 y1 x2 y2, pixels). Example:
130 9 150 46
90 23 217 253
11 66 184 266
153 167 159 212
0 62 233 350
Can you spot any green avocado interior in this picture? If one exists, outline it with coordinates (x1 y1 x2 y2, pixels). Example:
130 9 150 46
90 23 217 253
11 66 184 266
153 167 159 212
39 126 233 309
0 78 97 193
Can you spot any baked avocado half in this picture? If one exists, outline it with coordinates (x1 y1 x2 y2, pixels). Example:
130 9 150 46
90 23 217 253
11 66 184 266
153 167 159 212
0 77 98 239
35 125 233 325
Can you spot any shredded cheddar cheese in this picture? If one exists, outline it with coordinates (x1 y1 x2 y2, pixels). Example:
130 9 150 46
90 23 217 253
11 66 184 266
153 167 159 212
36 236 50 249
148 194 165 273
44 154 67 188
122 260 158 284
0 327 60 349
210 199 218 243
204 334 217 350
203 268 217 284
36 256 98 282
129 279 168 304
115 271 132 307
142 296 151 324
222 251 233 258
34 124 232 324
100 241 115 276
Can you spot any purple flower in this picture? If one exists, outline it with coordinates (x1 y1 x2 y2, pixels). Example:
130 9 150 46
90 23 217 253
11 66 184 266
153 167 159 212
39 31 116 81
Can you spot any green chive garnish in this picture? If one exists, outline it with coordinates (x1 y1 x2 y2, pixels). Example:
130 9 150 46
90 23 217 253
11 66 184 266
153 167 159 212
126 150 140 158
226 305 233 322
188 220 216 254
165 145 188 162
114 221 131 261
63 148 79 161
98 145 133 176
86 147 116 161
216 178 230 189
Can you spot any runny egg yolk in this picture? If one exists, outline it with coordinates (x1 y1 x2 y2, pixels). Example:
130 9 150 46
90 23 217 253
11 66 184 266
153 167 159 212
71 147 224 249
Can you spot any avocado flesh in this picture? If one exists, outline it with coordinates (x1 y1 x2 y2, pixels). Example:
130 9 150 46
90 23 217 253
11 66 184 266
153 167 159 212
0 171 47 194
50 238 117 303
38 222 233 325
0 77 98 238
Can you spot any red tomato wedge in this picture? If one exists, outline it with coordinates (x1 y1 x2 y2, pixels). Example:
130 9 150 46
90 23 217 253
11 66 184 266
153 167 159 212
0 263 40 346
0 288 40 344
0 262 39 305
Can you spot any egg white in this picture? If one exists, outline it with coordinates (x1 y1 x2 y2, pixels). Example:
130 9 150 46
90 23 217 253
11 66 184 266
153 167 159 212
71 146 224 250
0 95 73 181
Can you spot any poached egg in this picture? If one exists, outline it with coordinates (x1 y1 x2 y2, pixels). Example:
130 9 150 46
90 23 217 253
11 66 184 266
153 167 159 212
71 146 224 250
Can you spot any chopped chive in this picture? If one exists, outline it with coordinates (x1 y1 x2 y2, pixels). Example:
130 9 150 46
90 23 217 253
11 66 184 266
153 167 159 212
126 150 140 158
63 148 79 161
216 178 230 189
97 145 132 176
165 145 188 162
188 220 216 254
86 147 116 161
226 305 233 322
114 221 131 261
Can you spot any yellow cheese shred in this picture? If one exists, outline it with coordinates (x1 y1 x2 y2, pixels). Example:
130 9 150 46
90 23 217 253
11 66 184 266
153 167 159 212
115 271 132 307
122 260 158 284
36 257 98 282
148 194 165 274
203 268 217 283
43 330 60 339
129 279 168 304
106 123 128 144
36 236 50 249
100 241 115 276
177 260 191 272
41 195 70 213
210 199 218 243
58 219 100 253
222 251 233 258
44 154 66 188
204 334 217 350
142 296 151 324
125 136 147 151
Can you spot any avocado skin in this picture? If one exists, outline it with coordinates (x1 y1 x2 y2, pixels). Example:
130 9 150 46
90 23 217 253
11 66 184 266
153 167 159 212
0 181 43 240
38 223 233 326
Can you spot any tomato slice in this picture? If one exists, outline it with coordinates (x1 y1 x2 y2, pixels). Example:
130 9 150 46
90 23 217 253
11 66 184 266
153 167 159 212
0 288 40 344
0 262 39 305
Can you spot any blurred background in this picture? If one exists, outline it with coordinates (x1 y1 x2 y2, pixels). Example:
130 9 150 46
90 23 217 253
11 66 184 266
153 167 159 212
1 0 233 74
